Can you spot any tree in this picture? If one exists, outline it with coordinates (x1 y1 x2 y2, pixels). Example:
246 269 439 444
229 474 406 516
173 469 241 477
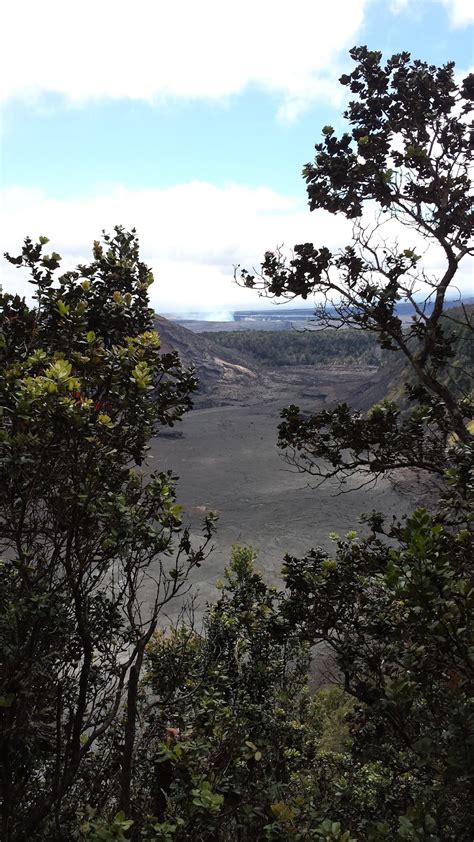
238 47 473 491
281 508 474 839
0 228 215 840
131 546 311 840
109 547 355 842
237 48 474 838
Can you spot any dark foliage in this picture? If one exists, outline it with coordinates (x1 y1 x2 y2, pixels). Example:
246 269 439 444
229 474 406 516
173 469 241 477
0 228 215 841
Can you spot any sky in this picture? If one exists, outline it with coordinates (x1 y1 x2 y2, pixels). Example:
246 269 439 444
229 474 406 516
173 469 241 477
1 0 473 317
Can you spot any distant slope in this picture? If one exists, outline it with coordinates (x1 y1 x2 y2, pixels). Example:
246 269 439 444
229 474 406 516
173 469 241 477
154 315 263 406
199 306 473 408
154 315 383 412
155 307 472 412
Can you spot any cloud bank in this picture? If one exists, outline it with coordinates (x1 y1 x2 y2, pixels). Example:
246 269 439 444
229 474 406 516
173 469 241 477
2 182 471 314
441 0 474 25
1 182 352 311
2 0 369 118
392 0 474 24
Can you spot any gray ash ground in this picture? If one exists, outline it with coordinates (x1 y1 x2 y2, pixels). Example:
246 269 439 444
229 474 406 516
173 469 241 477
147 364 414 627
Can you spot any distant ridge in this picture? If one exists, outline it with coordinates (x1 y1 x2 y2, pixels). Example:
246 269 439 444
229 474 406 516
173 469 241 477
169 296 474 333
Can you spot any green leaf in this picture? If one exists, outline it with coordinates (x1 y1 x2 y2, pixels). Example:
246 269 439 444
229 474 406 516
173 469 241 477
56 300 70 317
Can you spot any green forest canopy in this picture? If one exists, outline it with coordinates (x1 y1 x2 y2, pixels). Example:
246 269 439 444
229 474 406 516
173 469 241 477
203 306 473 381
202 327 381 367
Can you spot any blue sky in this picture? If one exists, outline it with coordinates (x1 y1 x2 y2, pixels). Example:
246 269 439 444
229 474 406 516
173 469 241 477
1 0 473 315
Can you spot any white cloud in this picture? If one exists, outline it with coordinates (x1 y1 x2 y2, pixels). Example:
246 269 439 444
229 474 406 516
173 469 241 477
0 182 352 312
1 0 368 115
441 0 474 25
398 0 474 26
2 181 471 315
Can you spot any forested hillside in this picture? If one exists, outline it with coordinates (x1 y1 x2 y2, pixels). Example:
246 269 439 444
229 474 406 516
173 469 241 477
201 327 381 367
203 306 473 378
